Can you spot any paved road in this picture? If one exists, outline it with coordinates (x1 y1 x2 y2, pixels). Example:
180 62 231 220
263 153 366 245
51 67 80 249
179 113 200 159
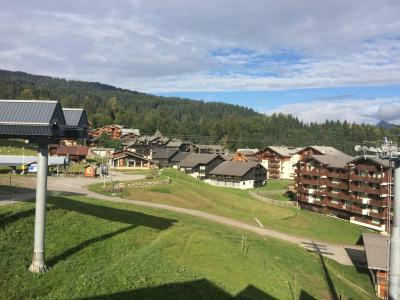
1 172 365 266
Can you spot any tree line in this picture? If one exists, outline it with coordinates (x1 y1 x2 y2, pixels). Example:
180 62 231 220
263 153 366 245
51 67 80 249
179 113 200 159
0 69 397 154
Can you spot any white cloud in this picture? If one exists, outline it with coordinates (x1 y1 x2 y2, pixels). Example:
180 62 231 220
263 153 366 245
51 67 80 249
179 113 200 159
265 97 400 124
0 0 399 92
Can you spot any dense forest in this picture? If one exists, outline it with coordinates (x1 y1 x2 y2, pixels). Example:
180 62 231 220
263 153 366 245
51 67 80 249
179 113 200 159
0 69 398 154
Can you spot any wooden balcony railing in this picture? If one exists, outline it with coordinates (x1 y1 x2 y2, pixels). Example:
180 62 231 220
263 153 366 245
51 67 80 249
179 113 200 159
349 184 390 195
349 173 383 184
354 164 380 172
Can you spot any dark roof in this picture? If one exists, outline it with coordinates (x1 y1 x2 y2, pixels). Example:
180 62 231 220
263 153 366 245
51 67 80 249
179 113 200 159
152 148 179 160
309 154 354 169
362 234 388 271
62 108 88 128
55 145 88 156
170 151 191 163
210 161 261 177
179 153 220 168
196 144 224 150
348 156 392 168
112 150 153 162
0 100 65 124
0 100 67 138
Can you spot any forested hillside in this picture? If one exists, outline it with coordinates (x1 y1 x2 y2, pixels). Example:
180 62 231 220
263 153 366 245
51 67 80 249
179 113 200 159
0 69 397 153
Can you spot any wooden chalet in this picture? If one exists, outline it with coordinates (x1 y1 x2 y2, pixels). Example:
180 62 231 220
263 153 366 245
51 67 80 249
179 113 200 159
151 148 179 167
232 148 259 162
54 145 88 162
208 161 266 189
90 124 122 140
362 234 388 299
170 152 191 168
165 140 196 152
112 150 154 168
178 153 225 179
296 146 347 160
195 144 227 155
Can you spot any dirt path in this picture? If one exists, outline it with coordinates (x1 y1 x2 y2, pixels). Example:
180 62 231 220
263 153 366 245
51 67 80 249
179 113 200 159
1 172 365 266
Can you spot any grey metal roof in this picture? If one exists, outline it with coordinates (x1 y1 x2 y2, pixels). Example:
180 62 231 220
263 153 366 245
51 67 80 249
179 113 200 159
179 153 220 168
196 144 224 150
210 161 261 177
265 146 298 157
297 146 347 157
152 148 179 160
0 100 68 138
362 233 388 271
0 100 65 124
63 108 87 127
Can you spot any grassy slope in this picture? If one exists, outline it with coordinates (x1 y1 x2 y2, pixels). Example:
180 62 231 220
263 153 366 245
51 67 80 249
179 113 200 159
90 169 371 245
0 196 376 299
256 179 293 201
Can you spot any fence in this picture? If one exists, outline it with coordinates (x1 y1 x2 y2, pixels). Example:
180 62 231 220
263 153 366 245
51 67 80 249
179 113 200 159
249 191 298 208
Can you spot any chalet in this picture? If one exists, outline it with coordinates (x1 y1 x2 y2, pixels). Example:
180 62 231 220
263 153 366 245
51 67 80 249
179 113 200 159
54 145 88 162
170 152 191 168
195 144 227 155
124 131 170 157
89 147 114 158
178 153 225 179
258 146 301 179
151 148 179 167
112 150 154 168
207 161 266 189
362 234 388 299
295 154 392 231
165 139 196 152
232 148 259 162
90 124 122 140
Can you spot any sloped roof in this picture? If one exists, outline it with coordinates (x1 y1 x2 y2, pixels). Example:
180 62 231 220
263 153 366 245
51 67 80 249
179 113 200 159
298 146 347 156
310 154 354 169
362 233 388 271
0 155 67 166
237 148 259 155
0 100 65 124
348 156 391 168
179 153 220 168
196 144 224 150
210 161 260 177
170 152 191 163
55 145 88 156
266 146 299 157
121 128 140 136
63 108 88 128
152 148 179 160
112 150 153 162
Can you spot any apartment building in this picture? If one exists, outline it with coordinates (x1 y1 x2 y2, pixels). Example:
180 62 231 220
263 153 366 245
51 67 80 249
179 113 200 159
295 154 392 231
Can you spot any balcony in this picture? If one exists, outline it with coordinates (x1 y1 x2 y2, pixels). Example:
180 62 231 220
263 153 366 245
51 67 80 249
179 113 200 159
324 201 345 210
349 184 389 196
349 173 382 184
325 181 349 190
300 178 328 186
369 210 388 219
354 164 379 172
369 198 389 207
346 205 363 214
325 171 348 179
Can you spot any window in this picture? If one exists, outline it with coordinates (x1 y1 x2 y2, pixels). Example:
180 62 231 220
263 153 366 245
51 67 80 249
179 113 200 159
199 165 206 171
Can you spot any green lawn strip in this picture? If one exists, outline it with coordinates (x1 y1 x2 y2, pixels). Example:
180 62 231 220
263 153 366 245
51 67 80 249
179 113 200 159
89 168 371 245
0 196 376 299
0 140 37 156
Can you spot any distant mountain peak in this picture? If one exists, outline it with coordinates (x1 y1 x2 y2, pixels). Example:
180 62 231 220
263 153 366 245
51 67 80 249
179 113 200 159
376 120 396 129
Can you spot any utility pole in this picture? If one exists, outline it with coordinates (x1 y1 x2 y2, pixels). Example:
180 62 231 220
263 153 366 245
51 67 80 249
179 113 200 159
28 142 49 273
390 158 400 299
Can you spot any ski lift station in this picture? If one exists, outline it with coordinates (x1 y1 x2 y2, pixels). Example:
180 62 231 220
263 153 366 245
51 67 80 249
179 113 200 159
0 99 89 273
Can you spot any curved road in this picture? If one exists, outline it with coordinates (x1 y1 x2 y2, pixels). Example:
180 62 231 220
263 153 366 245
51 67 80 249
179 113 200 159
3 172 365 266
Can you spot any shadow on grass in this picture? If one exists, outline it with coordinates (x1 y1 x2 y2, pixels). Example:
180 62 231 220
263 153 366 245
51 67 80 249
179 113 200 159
78 279 278 300
0 208 35 228
78 279 318 300
48 196 177 230
47 225 136 267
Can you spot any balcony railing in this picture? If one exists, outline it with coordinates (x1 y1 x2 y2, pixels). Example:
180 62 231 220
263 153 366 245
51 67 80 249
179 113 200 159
325 181 349 190
369 210 388 219
349 184 390 195
349 173 383 184
353 164 380 172
324 201 345 210
325 171 348 179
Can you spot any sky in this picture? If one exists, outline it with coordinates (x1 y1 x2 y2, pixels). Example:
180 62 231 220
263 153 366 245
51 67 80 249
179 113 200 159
1 0 400 124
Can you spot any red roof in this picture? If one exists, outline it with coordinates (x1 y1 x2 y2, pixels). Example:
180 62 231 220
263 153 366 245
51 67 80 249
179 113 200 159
55 145 88 156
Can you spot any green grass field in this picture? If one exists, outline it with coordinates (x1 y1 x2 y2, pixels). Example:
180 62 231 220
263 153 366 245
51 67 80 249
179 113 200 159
0 140 37 156
0 196 376 299
256 179 293 201
90 169 371 245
